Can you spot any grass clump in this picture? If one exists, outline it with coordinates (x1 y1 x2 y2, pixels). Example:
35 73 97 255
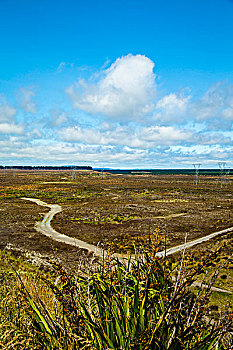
0 251 48 349
1 241 232 349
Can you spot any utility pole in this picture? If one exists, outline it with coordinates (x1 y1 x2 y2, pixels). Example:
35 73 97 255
218 162 226 188
225 168 230 184
192 163 201 185
71 169 76 180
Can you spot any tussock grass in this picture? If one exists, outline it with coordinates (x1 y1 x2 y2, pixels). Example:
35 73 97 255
1 244 233 349
0 252 44 349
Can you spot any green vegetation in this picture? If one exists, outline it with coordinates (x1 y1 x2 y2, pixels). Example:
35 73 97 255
70 213 138 225
0 187 98 203
0 171 232 348
1 245 232 349
0 252 48 349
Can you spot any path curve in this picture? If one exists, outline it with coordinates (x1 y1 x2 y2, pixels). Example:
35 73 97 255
21 197 103 256
21 197 233 294
22 197 233 257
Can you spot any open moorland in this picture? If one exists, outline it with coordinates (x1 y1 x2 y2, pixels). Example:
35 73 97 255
0 169 232 288
1 169 233 349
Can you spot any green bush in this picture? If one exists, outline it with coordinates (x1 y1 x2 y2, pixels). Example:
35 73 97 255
7 247 232 350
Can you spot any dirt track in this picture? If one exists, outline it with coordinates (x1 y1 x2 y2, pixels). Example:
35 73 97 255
21 197 233 294
22 197 103 256
22 197 233 257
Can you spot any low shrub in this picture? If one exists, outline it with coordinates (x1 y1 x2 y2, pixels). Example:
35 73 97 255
4 245 232 349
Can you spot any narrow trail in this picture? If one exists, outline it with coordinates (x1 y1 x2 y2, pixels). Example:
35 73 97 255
21 198 103 256
22 197 233 294
156 226 233 257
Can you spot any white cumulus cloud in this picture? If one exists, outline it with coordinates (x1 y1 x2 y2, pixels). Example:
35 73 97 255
140 126 192 144
0 104 16 122
19 88 36 114
66 54 156 120
61 125 145 147
155 93 191 123
191 82 233 123
156 93 190 112
50 111 68 127
222 108 233 120
61 124 195 148
0 123 24 135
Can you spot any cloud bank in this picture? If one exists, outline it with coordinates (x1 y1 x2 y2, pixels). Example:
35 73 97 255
1 55 233 168
66 54 156 120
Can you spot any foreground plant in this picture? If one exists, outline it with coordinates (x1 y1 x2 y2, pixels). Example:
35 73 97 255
5 244 231 350
0 252 46 349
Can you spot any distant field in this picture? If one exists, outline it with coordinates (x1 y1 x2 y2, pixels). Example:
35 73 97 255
95 168 233 176
0 170 232 285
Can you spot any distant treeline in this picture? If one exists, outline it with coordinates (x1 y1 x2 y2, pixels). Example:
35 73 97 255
0 165 92 170
96 168 233 176
1 166 232 175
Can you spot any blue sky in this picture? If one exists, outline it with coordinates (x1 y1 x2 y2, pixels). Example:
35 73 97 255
0 0 233 168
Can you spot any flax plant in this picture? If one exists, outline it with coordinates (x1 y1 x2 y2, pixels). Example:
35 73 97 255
3 242 233 349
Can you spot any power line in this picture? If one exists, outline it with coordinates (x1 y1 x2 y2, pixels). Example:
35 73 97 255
192 163 201 185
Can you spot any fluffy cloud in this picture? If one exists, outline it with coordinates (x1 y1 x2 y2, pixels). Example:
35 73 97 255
156 93 190 111
66 54 156 120
19 88 36 114
61 125 144 147
222 108 233 120
61 124 195 148
0 138 149 166
0 104 16 122
1 136 232 168
0 123 24 135
2 56 233 168
0 99 24 136
140 126 192 144
154 82 233 128
155 93 191 123
49 111 68 127
191 82 233 124
30 129 42 138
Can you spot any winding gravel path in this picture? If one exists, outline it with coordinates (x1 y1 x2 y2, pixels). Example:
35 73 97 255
21 197 233 294
22 197 233 256
21 197 103 256
156 227 233 257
